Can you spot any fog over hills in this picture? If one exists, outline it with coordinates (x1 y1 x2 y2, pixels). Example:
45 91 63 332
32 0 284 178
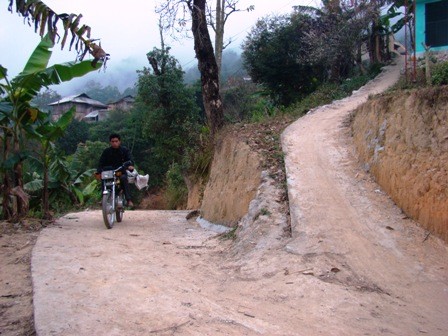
52 49 246 97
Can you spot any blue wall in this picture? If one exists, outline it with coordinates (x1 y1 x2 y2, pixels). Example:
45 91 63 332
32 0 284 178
415 0 448 53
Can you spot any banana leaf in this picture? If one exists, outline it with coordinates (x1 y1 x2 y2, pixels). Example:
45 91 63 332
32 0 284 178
11 35 102 102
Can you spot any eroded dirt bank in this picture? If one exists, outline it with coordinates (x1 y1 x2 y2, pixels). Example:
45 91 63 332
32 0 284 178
351 86 448 242
199 127 262 226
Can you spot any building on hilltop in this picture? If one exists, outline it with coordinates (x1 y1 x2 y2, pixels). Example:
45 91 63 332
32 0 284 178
108 95 135 111
48 93 108 122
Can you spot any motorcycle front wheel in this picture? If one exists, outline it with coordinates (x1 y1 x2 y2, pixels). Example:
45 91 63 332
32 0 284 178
116 194 124 223
102 193 115 229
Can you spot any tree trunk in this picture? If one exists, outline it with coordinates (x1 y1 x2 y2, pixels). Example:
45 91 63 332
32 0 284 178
13 161 28 219
2 133 14 220
191 0 224 136
13 132 28 219
356 44 366 75
42 150 51 220
214 0 225 75
2 175 13 220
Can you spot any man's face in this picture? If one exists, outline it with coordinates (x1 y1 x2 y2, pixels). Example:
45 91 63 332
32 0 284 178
110 137 121 149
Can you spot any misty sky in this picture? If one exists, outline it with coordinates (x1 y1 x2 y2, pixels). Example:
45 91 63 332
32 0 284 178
1 0 320 95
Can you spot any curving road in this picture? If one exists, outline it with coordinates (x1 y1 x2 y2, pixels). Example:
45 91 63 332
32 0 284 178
32 58 448 335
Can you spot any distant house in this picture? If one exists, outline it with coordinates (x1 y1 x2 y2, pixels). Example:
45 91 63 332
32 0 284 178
48 93 108 122
415 0 448 54
108 95 135 111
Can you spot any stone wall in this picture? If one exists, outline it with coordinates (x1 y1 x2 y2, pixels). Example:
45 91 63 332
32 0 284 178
351 86 448 242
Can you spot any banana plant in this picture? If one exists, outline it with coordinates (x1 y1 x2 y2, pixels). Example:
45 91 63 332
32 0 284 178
27 107 75 219
0 34 102 220
24 156 99 214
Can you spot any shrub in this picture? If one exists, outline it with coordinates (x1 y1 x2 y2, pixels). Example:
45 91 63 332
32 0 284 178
432 61 448 85
165 163 188 210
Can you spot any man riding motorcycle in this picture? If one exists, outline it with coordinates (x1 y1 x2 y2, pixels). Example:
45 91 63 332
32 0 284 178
96 133 135 208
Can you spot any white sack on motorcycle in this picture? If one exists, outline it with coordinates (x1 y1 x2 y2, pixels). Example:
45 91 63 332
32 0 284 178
136 174 149 190
127 169 149 190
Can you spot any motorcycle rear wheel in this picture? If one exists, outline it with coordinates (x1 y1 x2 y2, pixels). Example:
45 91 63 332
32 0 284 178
102 193 115 229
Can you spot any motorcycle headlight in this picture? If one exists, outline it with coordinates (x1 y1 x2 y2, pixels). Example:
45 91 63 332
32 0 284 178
101 170 114 179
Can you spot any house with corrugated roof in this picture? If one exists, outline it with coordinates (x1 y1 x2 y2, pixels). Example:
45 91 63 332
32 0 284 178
108 95 135 111
48 93 108 122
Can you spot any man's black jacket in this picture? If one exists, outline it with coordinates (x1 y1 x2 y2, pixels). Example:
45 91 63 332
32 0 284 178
97 146 133 173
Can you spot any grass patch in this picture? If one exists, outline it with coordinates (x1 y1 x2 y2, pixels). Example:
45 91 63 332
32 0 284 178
165 163 188 210
284 67 382 118
219 226 238 241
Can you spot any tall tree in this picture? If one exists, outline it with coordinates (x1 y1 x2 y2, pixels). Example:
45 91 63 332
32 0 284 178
337 0 397 64
207 1 254 74
190 0 224 135
242 14 326 105
157 0 223 136
136 46 201 185
296 1 375 81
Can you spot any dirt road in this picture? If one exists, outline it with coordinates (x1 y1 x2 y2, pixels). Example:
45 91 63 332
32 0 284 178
32 58 448 335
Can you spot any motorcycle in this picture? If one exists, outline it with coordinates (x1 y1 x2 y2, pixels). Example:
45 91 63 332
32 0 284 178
100 161 132 229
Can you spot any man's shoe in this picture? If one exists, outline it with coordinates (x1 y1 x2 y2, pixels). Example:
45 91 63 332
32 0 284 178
127 200 134 208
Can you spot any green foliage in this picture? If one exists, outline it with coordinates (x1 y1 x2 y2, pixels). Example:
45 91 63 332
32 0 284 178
340 63 382 95
31 89 61 112
249 95 276 122
183 126 213 180
286 66 381 117
89 109 132 144
242 2 386 107
242 14 326 106
85 48 204 197
122 86 138 97
83 80 122 104
387 0 415 35
391 58 448 90
56 118 90 154
165 163 188 210
24 148 100 215
219 226 238 241
432 61 448 86
70 140 109 172
135 47 202 186
260 208 271 216
222 80 275 122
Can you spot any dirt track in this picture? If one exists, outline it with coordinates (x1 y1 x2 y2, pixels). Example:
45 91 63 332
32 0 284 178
32 58 448 335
